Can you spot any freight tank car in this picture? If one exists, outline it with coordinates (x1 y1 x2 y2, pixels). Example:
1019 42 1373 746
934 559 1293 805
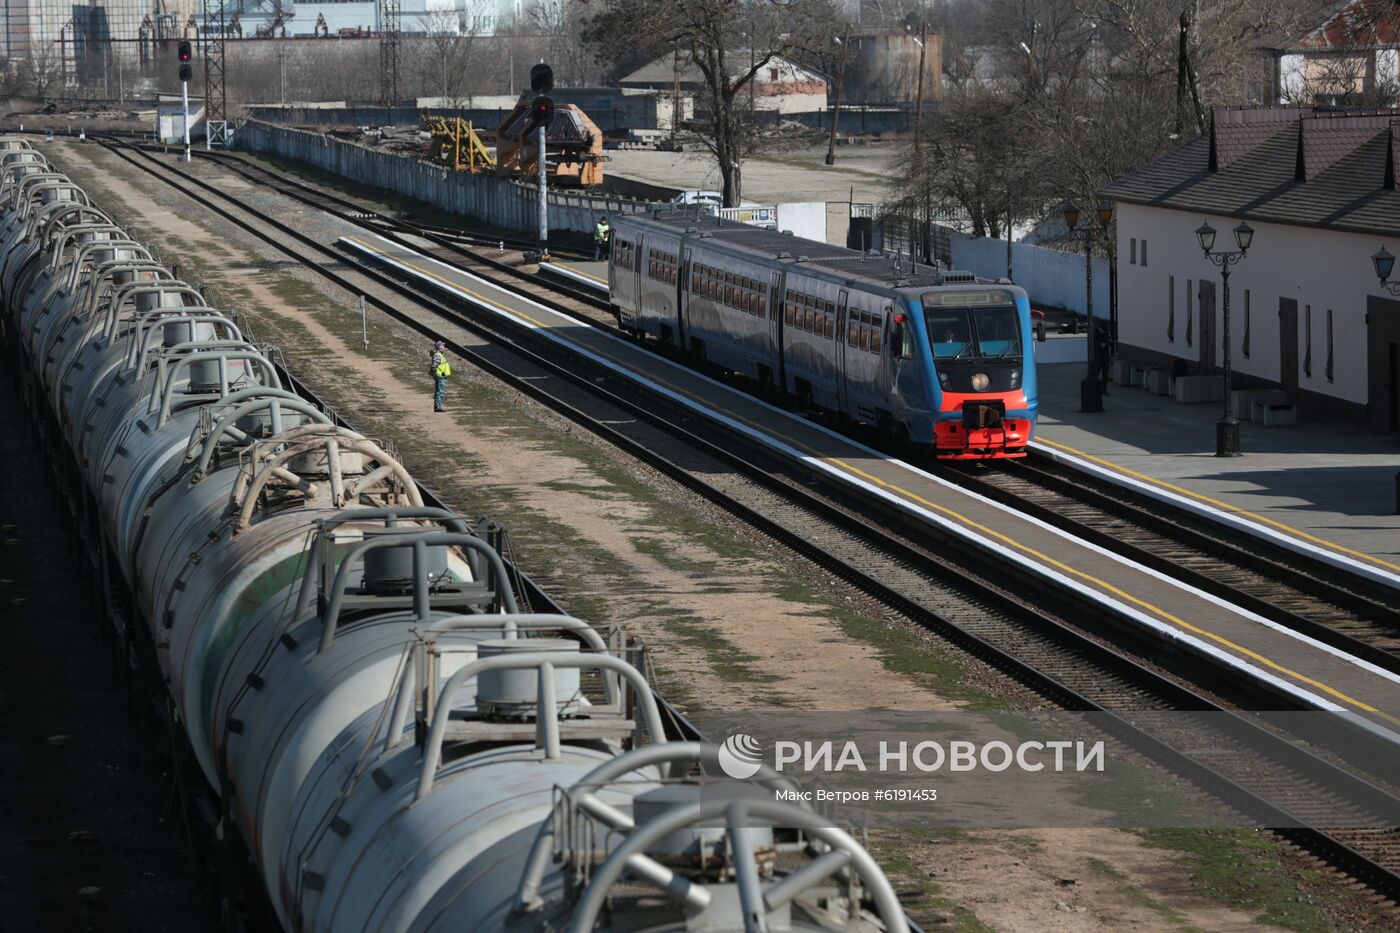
609 211 1038 459
0 139 907 933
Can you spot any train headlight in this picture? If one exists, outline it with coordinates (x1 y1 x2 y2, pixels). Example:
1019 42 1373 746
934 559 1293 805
971 372 991 392
938 370 949 387
1009 368 1021 389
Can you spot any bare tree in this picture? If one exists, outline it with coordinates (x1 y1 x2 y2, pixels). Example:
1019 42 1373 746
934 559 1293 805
419 4 488 107
531 0 601 87
585 0 840 206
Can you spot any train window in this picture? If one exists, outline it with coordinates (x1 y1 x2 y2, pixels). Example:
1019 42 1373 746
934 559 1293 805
758 294 767 317
848 320 859 346
825 314 835 339
870 327 882 354
785 301 795 325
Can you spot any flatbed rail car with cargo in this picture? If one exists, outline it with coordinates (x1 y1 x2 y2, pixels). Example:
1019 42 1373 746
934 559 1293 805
608 211 1037 459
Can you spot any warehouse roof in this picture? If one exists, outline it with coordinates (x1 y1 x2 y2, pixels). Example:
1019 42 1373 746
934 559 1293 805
1099 106 1400 237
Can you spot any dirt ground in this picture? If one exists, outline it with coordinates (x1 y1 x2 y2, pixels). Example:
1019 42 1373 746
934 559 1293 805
37 138 1398 933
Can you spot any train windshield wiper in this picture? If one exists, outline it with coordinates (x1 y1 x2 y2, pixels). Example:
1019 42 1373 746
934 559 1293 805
951 341 974 359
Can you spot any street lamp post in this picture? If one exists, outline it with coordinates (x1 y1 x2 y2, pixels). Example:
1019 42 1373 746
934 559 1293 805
1063 202 1114 413
1195 219 1254 457
1370 245 1400 296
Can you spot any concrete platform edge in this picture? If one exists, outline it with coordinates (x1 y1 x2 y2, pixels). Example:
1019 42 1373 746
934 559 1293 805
1032 440 1400 593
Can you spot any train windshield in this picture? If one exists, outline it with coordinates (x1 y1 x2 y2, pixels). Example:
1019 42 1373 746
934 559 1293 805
922 299 1021 361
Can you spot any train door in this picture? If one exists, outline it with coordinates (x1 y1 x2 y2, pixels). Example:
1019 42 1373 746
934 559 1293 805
678 246 691 350
835 289 850 416
772 270 787 392
778 268 789 389
620 235 642 329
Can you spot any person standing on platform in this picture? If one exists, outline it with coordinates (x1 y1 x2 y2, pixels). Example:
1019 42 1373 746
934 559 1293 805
1094 329 1112 396
430 340 452 412
594 215 611 261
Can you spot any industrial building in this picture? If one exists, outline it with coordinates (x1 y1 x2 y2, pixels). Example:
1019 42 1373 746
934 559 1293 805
845 30 941 105
1103 106 1400 432
1 0 529 91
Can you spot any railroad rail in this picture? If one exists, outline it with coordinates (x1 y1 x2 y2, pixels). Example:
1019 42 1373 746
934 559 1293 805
297 156 1400 685
80 134 1400 904
946 458 1400 670
188 150 1400 652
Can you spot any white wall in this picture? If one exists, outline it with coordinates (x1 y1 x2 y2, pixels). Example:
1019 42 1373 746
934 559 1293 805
949 230 1110 317
776 202 827 242
1114 202 1376 405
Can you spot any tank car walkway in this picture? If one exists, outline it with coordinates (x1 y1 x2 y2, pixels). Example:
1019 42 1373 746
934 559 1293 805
342 232 1400 734
1031 361 1400 578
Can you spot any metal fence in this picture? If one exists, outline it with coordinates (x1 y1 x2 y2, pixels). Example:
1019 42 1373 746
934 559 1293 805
236 119 662 237
871 214 1109 317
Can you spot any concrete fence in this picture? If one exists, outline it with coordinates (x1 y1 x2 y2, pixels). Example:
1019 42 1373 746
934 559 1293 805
948 229 1110 319
236 119 661 238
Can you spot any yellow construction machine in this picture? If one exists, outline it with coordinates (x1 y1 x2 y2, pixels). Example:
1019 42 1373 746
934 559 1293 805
494 101 605 187
423 114 496 172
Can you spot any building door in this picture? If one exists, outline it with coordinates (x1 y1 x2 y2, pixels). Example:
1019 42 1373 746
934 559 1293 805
1366 295 1400 434
1279 297 1299 400
1198 279 1216 372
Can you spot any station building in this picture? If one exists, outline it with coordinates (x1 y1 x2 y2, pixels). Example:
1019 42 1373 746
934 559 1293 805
1102 106 1400 434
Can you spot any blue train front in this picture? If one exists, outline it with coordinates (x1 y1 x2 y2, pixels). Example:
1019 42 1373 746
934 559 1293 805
608 211 1038 459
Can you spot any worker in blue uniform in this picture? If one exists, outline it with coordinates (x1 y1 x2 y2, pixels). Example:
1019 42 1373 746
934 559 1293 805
430 340 451 412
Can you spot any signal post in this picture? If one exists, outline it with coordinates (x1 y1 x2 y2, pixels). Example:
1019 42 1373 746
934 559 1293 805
178 41 193 162
529 64 555 258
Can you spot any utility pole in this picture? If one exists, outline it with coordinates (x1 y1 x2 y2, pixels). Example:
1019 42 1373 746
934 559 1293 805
1006 198 1013 280
913 20 927 152
825 25 850 166
537 121 548 256
671 43 681 146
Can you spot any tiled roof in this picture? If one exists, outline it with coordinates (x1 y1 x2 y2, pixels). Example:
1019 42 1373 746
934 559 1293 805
1275 0 1400 51
1100 106 1400 237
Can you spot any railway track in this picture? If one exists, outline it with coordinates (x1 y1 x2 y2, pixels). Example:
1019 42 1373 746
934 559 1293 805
946 457 1400 669
84 135 1400 906
188 150 1400 657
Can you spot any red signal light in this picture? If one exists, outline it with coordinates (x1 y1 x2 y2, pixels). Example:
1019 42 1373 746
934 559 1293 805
178 40 191 63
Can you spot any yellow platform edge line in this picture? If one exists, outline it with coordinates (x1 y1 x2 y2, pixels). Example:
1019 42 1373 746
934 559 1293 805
1038 438 1400 576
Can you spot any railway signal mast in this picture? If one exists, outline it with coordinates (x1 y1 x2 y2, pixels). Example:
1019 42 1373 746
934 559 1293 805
530 63 555 258
178 40 192 163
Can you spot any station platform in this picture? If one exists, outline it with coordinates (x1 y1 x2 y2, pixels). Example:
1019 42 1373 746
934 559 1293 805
539 257 609 291
343 231 1400 736
1031 361 1400 576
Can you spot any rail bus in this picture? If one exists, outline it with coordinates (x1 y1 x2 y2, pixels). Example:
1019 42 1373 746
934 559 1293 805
608 211 1037 459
